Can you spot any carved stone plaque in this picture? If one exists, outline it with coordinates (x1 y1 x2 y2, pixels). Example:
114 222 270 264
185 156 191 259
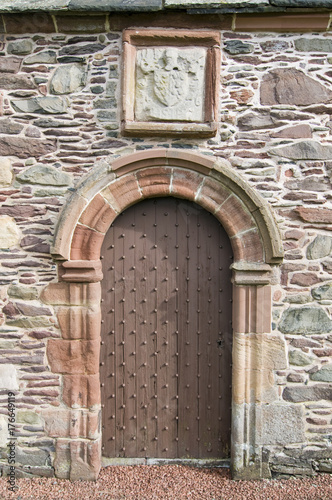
122 29 220 137
135 47 206 122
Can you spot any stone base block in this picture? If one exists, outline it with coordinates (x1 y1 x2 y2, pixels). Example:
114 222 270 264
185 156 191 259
54 438 101 481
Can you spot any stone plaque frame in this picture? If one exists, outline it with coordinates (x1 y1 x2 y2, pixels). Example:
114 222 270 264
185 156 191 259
122 29 221 137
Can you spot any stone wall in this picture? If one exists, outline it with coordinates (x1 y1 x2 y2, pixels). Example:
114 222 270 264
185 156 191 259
0 13 331 479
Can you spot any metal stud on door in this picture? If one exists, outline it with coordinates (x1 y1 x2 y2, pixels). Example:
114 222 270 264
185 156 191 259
100 198 233 460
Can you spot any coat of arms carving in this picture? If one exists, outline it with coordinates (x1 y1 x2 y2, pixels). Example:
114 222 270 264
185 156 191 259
135 47 206 122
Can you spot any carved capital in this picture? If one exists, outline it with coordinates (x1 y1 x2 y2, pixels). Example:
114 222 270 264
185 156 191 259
60 260 103 283
231 262 274 286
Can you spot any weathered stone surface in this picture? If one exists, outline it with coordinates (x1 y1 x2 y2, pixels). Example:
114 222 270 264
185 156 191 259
47 339 100 375
17 411 43 425
261 40 290 52
6 316 51 328
0 158 13 186
312 282 332 301
50 64 87 95
7 39 33 55
279 307 332 334
59 43 105 56
0 56 22 73
270 141 332 160
0 136 57 159
237 110 284 130
16 448 49 467
295 38 332 52
310 364 332 382
317 460 332 473
0 364 19 390
307 236 332 260
33 118 81 128
283 386 332 402
224 40 254 55
296 207 332 224
257 404 305 445
261 68 332 106
135 47 206 123
0 118 24 135
290 273 322 287
41 282 101 306
270 124 312 139
0 216 20 249
0 73 35 90
14 301 52 317
11 96 68 114
63 373 100 407
289 350 313 366
17 164 72 186
24 50 57 65
0 415 9 447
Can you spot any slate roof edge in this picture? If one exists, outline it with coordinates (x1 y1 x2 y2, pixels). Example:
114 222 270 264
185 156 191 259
0 0 332 14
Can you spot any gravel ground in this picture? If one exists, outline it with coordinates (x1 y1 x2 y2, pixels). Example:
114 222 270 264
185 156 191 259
0 466 331 500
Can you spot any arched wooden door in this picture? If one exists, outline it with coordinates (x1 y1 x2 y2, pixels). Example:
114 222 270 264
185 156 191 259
100 197 233 460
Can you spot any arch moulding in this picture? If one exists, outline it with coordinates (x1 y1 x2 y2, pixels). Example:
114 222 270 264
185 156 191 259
41 149 285 481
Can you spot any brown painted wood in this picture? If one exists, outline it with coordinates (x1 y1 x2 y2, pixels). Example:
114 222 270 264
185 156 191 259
101 197 232 459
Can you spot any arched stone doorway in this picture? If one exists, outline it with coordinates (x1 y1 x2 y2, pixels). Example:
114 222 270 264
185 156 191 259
42 149 284 480
100 197 233 462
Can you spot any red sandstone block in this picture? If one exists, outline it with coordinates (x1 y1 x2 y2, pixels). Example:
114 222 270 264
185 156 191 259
47 339 100 375
54 438 101 481
296 207 332 224
79 193 117 233
111 148 167 173
235 13 329 32
171 168 204 200
62 373 101 408
216 195 255 237
167 149 214 174
57 307 101 341
105 174 142 212
231 229 264 263
41 282 101 306
196 177 230 214
70 224 105 260
43 409 100 439
137 167 172 197
70 439 101 481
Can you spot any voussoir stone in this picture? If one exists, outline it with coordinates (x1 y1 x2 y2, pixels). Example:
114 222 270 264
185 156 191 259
279 306 332 335
312 282 332 301
11 96 68 114
0 136 57 159
310 364 332 382
307 235 332 260
270 140 332 160
261 68 332 106
50 64 87 95
17 164 72 187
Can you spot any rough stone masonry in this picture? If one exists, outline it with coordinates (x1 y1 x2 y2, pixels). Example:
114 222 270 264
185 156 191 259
0 1 331 482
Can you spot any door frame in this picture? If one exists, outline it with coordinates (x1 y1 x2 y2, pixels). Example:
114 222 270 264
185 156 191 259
43 149 284 480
